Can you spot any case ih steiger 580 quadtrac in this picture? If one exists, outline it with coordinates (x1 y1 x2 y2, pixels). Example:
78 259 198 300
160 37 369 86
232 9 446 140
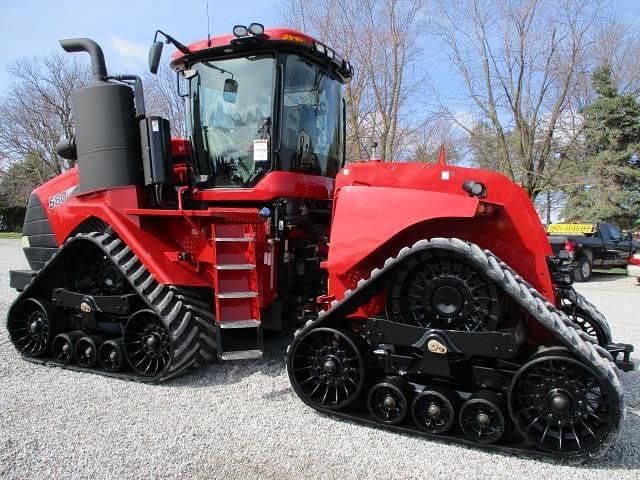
6 24 635 461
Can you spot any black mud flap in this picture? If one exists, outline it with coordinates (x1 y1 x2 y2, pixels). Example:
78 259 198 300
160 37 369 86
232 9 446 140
9 270 37 292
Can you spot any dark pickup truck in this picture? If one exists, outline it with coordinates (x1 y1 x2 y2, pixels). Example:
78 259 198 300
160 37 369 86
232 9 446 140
547 222 639 281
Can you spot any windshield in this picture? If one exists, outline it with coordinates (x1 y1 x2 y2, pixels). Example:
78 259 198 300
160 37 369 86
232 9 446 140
279 54 343 177
191 54 274 187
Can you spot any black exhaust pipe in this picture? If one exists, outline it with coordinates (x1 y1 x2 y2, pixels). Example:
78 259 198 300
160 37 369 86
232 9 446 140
60 37 142 193
59 38 107 81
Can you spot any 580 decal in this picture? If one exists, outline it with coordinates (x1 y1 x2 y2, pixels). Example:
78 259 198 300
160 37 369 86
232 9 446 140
48 186 77 210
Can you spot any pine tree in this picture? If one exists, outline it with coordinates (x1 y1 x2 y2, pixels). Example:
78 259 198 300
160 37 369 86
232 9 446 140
563 65 640 228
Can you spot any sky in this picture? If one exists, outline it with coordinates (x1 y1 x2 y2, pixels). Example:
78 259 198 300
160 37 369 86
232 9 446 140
1 0 639 95
0 0 281 89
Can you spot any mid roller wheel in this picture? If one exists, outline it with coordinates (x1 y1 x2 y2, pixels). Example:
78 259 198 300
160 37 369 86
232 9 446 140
509 355 619 455
123 310 172 377
7 298 52 357
75 335 104 368
52 331 84 364
459 390 507 444
288 327 367 411
411 386 461 434
367 377 413 425
99 338 126 372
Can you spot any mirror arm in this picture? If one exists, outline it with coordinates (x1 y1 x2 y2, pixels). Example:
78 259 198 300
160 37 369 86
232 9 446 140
154 30 190 54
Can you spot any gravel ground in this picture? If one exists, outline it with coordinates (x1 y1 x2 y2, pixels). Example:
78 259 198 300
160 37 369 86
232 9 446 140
1 237 639 480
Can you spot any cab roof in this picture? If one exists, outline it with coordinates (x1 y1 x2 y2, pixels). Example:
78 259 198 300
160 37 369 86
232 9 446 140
170 27 353 82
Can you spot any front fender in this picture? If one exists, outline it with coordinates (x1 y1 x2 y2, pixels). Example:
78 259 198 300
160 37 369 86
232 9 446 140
327 186 479 275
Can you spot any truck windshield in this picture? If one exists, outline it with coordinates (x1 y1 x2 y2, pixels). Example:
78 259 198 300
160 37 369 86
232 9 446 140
191 54 275 187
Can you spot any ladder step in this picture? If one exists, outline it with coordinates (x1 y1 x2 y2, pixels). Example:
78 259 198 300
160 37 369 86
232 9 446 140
217 291 258 299
221 350 263 361
219 320 260 329
216 264 255 270
215 237 255 242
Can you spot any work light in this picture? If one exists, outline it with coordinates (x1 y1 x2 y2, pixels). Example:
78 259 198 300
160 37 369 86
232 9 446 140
249 23 265 35
233 25 249 37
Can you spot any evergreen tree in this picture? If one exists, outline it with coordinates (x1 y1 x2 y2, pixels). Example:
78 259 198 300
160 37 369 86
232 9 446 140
563 65 640 228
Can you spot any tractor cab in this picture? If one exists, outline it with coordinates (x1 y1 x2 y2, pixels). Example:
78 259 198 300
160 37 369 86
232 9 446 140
152 25 353 195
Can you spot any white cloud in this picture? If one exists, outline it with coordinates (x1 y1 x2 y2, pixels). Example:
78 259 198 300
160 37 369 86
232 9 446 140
110 36 147 62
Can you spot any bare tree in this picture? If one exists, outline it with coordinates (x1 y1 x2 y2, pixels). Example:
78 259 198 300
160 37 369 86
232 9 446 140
144 66 187 137
589 18 640 97
281 0 427 161
0 54 90 181
431 0 605 199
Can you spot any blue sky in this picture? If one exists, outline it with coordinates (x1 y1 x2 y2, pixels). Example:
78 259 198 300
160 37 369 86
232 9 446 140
0 0 638 102
0 0 280 89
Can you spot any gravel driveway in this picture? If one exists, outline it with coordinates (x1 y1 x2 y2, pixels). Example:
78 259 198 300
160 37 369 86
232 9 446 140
1 237 639 479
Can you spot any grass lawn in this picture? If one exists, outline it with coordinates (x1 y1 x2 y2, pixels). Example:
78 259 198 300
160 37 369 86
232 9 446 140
0 232 21 239
594 268 627 275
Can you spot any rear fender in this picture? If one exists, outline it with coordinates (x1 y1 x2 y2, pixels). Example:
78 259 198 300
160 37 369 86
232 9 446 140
327 186 479 275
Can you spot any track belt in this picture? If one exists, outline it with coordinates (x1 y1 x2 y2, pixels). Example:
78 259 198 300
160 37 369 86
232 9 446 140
287 237 626 461
8 230 217 382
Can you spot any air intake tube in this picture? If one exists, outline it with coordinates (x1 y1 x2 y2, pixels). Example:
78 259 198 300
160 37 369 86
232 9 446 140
60 38 143 193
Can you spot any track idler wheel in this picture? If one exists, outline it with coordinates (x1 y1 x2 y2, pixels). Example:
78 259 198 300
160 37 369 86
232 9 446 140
509 354 619 455
288 327 367 411
561 305 608 347
75 335 104 368
459 390 507 444
123 310 172 377
7 298 52 357
411 386 461 434
367 377 413 425
99 338 125 372
52 330 84 364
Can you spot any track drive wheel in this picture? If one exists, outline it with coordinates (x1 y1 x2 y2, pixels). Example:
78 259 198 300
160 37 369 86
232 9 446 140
459 390 507 444
7 298 52 357
509 354 619 455
411 386 461 434
52 330 84 364
75 335 104 368
123 310 172 377
387 250 501 331
367 377 413 425
288 327 367 411
99 338 126 372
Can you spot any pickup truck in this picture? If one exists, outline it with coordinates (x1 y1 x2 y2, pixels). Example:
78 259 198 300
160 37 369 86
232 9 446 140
547 222 639 281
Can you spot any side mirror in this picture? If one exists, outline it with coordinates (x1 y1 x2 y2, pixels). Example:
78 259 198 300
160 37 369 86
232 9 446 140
148 41 164 74
223 78 238 103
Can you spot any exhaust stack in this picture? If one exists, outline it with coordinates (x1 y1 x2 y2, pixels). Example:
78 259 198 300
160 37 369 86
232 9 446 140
60 38 142 193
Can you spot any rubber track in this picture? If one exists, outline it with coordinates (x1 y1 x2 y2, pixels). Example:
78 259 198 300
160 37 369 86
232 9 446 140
287 237 625 461
8 230 217 382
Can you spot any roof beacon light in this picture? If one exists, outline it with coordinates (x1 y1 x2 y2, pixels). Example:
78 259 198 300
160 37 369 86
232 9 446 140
249 23 265 36
233 25 249 37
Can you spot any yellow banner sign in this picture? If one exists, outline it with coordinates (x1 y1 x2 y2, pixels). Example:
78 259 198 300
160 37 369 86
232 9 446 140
547 223 596 235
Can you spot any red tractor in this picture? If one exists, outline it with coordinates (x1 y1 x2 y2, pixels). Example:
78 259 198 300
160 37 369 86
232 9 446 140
6 24 635 461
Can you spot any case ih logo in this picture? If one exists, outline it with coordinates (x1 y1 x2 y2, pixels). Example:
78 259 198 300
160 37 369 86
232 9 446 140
48 186 78 209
